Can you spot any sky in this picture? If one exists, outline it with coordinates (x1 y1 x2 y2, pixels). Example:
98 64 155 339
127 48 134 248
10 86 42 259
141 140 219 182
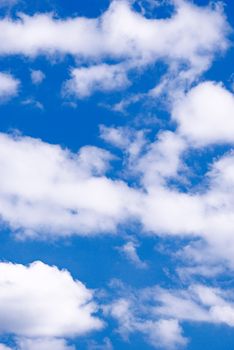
0 0 234 349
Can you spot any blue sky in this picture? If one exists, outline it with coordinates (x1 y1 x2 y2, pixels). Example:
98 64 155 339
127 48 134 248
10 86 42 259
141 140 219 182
0 0 234 350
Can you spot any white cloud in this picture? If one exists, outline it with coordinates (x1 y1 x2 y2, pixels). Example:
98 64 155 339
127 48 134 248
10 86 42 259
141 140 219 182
136 131 186 187
107 296 187 349
153 284 234 327
0 1 228 80
107 282 234 348
173 81 234 146
0 132 139 237
146 319 187 350
22 98 44 110
0 0 227 104
65 64 130 98
0 261 103 337
88 337 113 350
0 345 13 350
0 72 19 100
30 70 45 85
1 126 234 271
17 338 75 350
118 241 147 269
100 125 147 160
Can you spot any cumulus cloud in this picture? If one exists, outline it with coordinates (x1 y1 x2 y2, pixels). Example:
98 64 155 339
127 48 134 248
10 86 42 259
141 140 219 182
64 64 130 98
0 345 13 350
0 72 19 100
22 98 44 110
0 0 228 99
152 284 234 327
88 337 113 350
0 0 227 105
30 70 45 85
0 132 140 237
100 125 147 158
100 123 234 270
0 261 102 337
17 338 75 350
2 128 234 272
173 81 234 146
107 295 187 349
107 282 234 348
135 131 186 187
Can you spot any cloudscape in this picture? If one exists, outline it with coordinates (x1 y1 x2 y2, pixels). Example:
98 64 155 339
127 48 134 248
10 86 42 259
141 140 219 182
0 0 234 349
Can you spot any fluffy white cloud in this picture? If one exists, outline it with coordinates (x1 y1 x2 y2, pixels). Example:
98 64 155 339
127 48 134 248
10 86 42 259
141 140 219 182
100 125 146 158
0 132 140 237
0 72 19 100
0 261 102 337
30 70 45 85
1 127 234 271
146 319 187 350
136 131 186 187
0 1 227 103
88 337 113 350
107 295 187 349
153 284 234 327
17 338 75 350
0 1 227 72
65 64 130 98
0 345 13 350
107 282 234 348
173 81 234 146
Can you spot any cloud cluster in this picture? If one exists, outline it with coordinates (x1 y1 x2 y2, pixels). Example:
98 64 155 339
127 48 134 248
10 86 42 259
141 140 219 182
173 81 234 146
65 64 130 99
0 1 233 349
107 282 234 349
0 261 102 349
16 338 75 350
0 132 139 237
2 124 234 272
118 240 147 269
0 72 19 101
0 1 227 64
30 70 45 85
0 0 229 98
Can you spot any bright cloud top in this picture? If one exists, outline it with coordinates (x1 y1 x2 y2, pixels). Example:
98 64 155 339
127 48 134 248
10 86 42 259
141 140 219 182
0 0 233 349
107 282 234 349
2 128 234 272
173 81 234 146
0 72 19 100
0 261 102 338
16 338 75 350
0 132 139 237
0 0 228 97
0 0 228 101
65 64 130 99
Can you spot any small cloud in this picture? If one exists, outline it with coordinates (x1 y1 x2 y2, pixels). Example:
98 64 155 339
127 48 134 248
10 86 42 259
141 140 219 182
30 69 45 85
64 64 130 99
118 241 147 269
88 337 113 350
22 98 44 110
0 72 19 101
62 101 78 109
